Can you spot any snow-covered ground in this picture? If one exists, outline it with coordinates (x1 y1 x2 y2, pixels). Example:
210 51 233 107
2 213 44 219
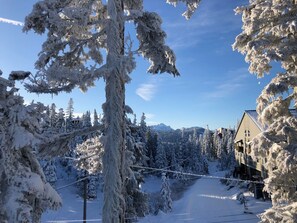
42 162 271 222
139 162 271 223
42 166 104 223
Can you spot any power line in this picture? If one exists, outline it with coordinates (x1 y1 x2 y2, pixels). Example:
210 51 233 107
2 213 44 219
131 165 297 189
56 176 90 190
55 164 296 191
47 219 101 223
47 216 139 223
139 157 191 175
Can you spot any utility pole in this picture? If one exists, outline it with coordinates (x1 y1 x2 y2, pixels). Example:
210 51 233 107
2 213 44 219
83 170 87 223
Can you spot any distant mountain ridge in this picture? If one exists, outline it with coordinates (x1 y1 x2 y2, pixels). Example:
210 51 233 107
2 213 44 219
150 123 173 132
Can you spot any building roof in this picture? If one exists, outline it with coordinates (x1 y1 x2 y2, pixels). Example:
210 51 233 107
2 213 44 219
236 109 297 139
244 110 265 132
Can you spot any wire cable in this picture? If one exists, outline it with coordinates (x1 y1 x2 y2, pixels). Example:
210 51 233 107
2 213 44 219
131 165 297 189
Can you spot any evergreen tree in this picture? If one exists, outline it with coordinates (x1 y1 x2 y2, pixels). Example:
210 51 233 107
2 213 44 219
125 119 148 221
56 108 66 132
83 111 92 128
43 159 57 185
155 143 168 172
146 129 158 168
169 146 178 173
140 112 148 143
160 173 172 213
234 0 297 221
23 1 200 221
75 136 104 198
202 125 212 159
93 109 99 126
49 103 58 128
0 75 61 222
66 98 74 120
65 98 74 132
213 129 220 159
225 129 236 169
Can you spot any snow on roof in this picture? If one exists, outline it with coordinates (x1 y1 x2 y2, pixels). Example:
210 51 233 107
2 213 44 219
244 110 265 131
235 109 297 140
245 109 297 132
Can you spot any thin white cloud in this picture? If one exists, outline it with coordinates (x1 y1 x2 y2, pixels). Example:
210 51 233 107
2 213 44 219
0 17 24 26
136 82 157 101
164 1 241 50
206 67 249 99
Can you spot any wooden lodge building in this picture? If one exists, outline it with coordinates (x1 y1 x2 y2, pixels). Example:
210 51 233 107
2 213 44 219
234 110 267 180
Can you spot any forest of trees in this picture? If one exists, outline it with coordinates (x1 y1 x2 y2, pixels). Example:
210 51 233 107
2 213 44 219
40 102 236 221
0 80 235 222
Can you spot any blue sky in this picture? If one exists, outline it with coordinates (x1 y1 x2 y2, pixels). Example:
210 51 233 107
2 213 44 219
0 0 274 130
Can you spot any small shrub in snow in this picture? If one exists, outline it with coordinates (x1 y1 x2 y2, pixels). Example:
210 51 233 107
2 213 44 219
236 192 247 206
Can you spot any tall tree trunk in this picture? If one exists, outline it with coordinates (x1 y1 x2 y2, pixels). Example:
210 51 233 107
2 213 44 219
102 0 125 222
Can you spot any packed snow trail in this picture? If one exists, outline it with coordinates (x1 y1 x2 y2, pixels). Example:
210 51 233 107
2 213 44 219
139 162 270 223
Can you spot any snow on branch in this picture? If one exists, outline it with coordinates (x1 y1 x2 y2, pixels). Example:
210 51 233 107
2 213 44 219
257 72 297 125
233 0 297 77
135 12 179 76
23 0 108 94
38 124 104 157
25 64 110 94
166 0 201 19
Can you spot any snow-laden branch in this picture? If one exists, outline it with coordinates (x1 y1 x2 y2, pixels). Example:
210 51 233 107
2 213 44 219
38 124 104 157
23 0 108 94
257 72 297 125
25 64 110 94
135 12 179 76
166 0 201 19
233 0 297 77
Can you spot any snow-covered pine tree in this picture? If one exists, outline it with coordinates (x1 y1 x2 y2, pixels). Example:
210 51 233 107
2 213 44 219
0 74 61 222
93 109 100 126
65 98 74 132
233 0 297 221
83 111 92 128
146 128 158 168
160 172 172 213
56 108 66 132
169 145 177 168
216 131 227 170
140 113 148 142
225 129 236 169
212 129 219 159
75 136 104 198
188 135 204 174
49 103 58 128
66 98 74 119
155 143 168 173
124 116 148 221
202 125 212 159
23 1 200 221
42 159 58 185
